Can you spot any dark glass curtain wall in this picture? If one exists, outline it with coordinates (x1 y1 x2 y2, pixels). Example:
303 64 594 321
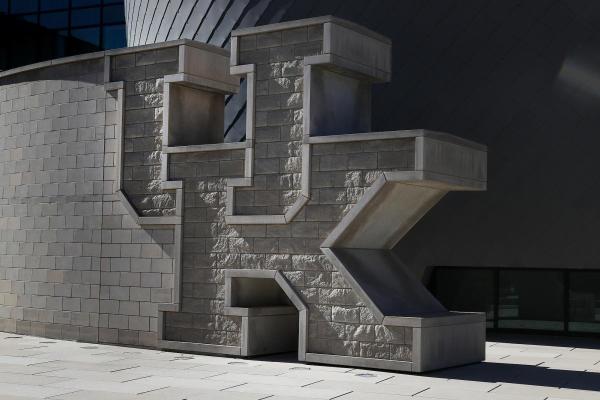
432 267 600 335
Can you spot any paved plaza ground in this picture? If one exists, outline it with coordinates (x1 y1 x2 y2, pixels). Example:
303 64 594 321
0 331 598 399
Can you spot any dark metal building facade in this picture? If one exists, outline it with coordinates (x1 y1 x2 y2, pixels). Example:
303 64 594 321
125 0 600 334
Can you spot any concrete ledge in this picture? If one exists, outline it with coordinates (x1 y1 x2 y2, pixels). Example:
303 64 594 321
225 214 287 225
158 339 241 355
305 129 487 152
383 311 486 328
164 142 247 153
224 306 297 317
0 39 224 80
164 73 239 94
305 353 413 372
231 15 390 44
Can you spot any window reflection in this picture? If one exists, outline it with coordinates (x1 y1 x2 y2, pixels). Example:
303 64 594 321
434 268 495 328
40 11 68 30
72 27 100 46
1 0 125 70
10 0 37 14
569 271 600 333
104 25 126 48
71 7 101 27
40 0 68 11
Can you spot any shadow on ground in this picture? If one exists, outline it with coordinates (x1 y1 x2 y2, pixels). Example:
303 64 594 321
429 333 600 392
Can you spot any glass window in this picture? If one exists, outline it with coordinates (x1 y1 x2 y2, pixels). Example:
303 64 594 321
0 0 8 13
10 0 38 14
40 0 68 11
433 268 495 328
103 24 126 49
40 11 68 29
103 4 125 24
71 0 101 6
498 270 564 331
71 7 100 27
17 13 38 24
71 27 100 46
569 271 600 333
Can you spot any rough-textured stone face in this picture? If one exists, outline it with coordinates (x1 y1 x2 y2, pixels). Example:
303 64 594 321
157 26 414 362
0 19 486 371
234 27 322 216
0 49 177 347
0 38 415 362
116 48 179 217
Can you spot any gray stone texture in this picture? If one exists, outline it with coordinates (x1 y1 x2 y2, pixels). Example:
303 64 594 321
0 18 485 372
0 48 175 348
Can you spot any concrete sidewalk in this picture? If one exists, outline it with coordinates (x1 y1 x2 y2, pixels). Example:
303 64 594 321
0 332 598 399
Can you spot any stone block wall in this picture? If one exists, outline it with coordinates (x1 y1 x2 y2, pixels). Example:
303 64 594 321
0 46 177 347
116 47 178 217
233 25 323 216
0 18 486 372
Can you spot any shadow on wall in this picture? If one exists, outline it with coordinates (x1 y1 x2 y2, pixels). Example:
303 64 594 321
0 60 104 86
394 25 600 271
126 0 600 271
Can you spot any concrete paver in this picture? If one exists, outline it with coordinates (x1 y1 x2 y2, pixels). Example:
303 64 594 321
0 332 598 399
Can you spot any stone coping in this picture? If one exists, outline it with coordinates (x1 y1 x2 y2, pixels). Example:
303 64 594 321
231 15 392 44
223 306 298 317
0 39 228 80
306 129 488 152
383 311 486 328
163 142 248 154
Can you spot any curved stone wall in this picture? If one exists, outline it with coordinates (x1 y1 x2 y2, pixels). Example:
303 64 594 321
0 47 177 346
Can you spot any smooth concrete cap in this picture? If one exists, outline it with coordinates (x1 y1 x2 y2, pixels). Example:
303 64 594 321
164 142 247 154
305 129 487 152
0 39 228 80
224 306 297 317
231 15 391 44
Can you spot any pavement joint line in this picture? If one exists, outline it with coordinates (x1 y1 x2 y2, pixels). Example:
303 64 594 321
220 381 248 391
121 374 153 382
329 390 353 399
375 376 394 384
487 384 502 393
45 389 82 399
257 395 275 400
136 385 170 395
411 387 430 396
301 379 323 387
205 371 229 379
27 360 59 367
111 365 141 372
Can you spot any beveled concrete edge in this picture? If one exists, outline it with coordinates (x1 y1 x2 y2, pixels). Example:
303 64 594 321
306 129 488 152
164 73 239 95
164 142 247 154
0 39 228 80
304 53 391 83
222 269 308 361
305 353 413 372
157 339 241 356
224 306 297 317
320 175 387 249
231 15 391 45
383 311 486 328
